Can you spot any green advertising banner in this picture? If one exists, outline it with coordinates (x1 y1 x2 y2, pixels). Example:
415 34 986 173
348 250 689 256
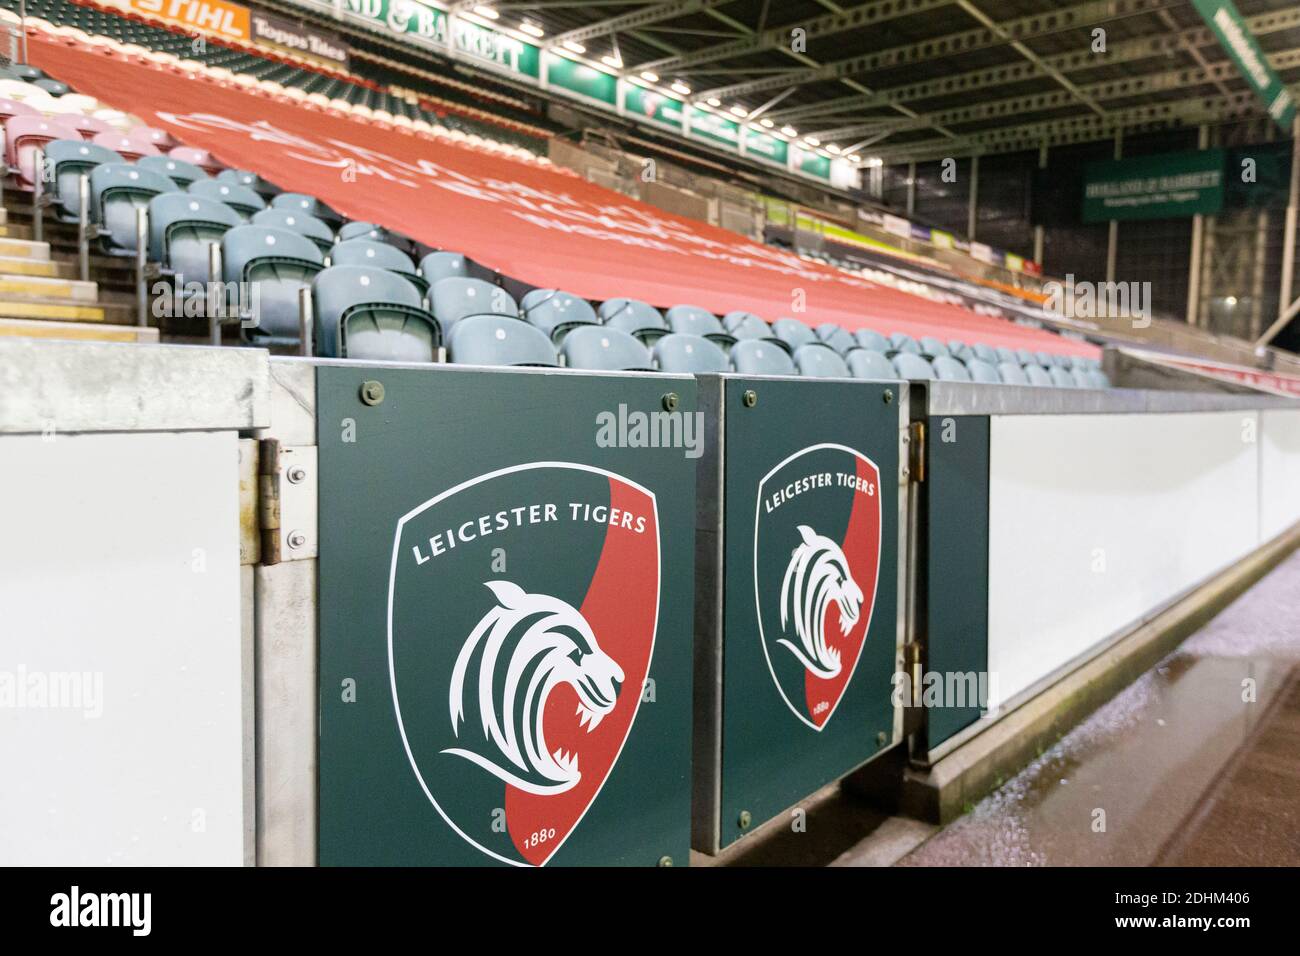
456 17 538 78
1082 149 1226 222
317 365 696 866
545 53 616 105
623 83 683 131
343 0 446 41
687 107 740 149
1191 0 1296 132
794 147 832 181
707 376 901 851
745 127 789 166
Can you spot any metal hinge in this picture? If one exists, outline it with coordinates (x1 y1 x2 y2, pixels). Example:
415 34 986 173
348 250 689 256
901 640 925 735
258 439 318 565
907 421 926 483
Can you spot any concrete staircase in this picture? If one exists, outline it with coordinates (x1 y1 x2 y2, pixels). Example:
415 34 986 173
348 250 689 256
0 197 158 344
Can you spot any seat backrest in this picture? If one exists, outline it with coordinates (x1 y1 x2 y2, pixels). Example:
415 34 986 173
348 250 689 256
221 224 323 280
666 304 724 337
794 342 850 378
189 178 266 217
1069 367 1092 388
972 343 999 364
91 131 158 160
920 336 951 359
272 192 342 224
448 313 557 367
816 323 857 355
1015 348 1037 367
312 264 436 360
892 352 936 380
561 325 653 371
252 208 334 251
948 339 973 362
338 221 390 243
1035 350 1058 369
0 97 36 121
524 291 598 339
854 328 890 353
168 146 221 173
997 361 1030 385
722 310 761 333
430 276 518 333
1048 365 1077 388
847 348 897 381
995 346 1018 365
889 332 921 355
730 339 796 376
419 251 469 287
222 225 323 341
137 154 208 188
600 298 666 337
652 333 728 373
1086 369 1111 389
965 357 1002 384
146 192 242 275
770 317 816 351
932 355 972 382
726 313 773 341
44 137 122 191
89 162 176 230
1024 364 1054 386
216 168 277 196
51 112 112 140
329 237 417 279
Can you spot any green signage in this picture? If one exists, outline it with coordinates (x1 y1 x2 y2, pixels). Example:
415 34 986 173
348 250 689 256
318 365 696 866
623 83 682 130
745 127 788 165
344 0 446 41
687 107 740 149
697 376 902 852
1082 149 1226 222
545 53 616 105
794 147 832 181
455 18 538 77
1192 0 1295 132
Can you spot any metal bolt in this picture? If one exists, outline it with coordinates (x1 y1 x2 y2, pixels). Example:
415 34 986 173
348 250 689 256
876 731 888 747
287 530 307 549
286 465 307 484
901 466 910 479
738 810 752 830
742 389 758 408
882 389 894 404
662 392 679 412
657 855 674 867
360 380 385 406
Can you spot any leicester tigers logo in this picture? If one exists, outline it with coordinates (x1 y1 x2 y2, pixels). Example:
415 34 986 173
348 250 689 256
755 444 882 729
444 580 625 795
388 462 660 865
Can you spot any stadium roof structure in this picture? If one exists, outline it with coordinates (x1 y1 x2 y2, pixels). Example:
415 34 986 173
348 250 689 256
467 0 1300 163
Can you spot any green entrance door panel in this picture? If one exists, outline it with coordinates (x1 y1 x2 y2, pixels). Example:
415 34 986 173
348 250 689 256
317 364 697 866
694 375 906 853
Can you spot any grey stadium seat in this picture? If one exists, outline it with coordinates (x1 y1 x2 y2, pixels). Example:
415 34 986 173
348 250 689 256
995 346 1018 364
272 192 343 227
329 238 426 295
561 325 653 371
429 277 518 336
1050 366 1078 388
666 305 735 347
1016 348 1037 367
419 251 470 287
652 333 729 373
795 343 850 378
893 352 937 380
848 348 897 381
816 323 857 355
889 332 922 356
932 355 972 382
920 336 951 359
727 313 774 341
722 310 762 333
965 357 1002 384
770 317 816 353
997 361 1030 385
730 339 796 376
216 168 280 199
972 343 999 364
600 298 668 342
855 328 890 352
137 154 208 189
43 139 122 222
1087 369 1111 389
519 288 556 312
147 192 242 281
1025 364 1054 386
188 179 265 221
524 291 598 343
449 314 557 367
312 264 440 361
252 208 334 255
89 163 178 255
221 225 323 346
949 340 974 362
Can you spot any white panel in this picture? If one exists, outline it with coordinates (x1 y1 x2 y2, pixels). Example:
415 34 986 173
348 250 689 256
1260 409 1300 543
987 412 1259 708
0 431 244 865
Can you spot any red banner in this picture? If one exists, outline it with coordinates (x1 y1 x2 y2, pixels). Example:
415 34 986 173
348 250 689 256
28 31 1095 357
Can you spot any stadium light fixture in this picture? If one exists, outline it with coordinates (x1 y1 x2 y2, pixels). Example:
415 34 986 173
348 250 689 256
602 55 623 69
519 20 544 39
473 4 499 20
804 136 821 147
729 105 747 117
640 71 659 83
760 118 774 128
671 81 690 95
563 40 586 54
781 125 797 137
826 144 840 154
706 97 721 107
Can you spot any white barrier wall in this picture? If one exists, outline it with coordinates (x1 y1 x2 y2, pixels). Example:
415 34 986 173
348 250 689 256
1260 410 1300 543
0 432 246 865
987 411 1263 708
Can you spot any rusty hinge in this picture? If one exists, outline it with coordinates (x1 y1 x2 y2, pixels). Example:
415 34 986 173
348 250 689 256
908 420 925 483
901 640 925 735
238 439 260 566
258 439 318 565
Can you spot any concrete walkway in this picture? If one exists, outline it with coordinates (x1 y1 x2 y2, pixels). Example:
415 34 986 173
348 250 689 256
895 548 1300 867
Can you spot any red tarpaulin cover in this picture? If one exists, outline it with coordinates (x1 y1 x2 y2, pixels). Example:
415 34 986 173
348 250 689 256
27 30 1097 357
